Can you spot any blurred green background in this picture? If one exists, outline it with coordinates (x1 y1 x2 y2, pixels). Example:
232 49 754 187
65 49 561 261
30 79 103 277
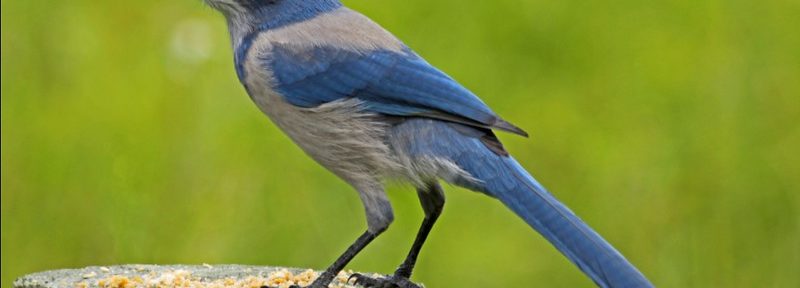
2 0 799 287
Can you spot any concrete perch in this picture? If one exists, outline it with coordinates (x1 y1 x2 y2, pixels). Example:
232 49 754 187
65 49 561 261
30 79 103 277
13 265 383 288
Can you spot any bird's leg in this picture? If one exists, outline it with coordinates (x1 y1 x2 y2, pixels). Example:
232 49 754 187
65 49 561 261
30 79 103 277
349 183 444 288
278 184 393 288
395 182 445 278
273 230 382 288
315 230 381 286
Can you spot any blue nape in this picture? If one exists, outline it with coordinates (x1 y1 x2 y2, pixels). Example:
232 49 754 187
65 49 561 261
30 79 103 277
254 0 342 30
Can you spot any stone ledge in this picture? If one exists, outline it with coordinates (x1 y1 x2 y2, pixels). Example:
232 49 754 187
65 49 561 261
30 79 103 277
13 264 370 288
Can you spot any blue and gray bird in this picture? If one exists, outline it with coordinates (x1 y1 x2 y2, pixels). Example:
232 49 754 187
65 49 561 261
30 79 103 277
205 0 653 287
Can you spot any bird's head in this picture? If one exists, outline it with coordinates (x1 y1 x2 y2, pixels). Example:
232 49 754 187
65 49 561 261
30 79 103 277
205 0 342 30
204 0 277 18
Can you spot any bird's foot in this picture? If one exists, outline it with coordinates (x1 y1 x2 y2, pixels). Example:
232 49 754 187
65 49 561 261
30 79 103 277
261 285 321 288
348 273 422 288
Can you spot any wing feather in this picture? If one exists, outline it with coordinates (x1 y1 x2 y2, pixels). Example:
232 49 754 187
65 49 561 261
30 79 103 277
266 44 527 136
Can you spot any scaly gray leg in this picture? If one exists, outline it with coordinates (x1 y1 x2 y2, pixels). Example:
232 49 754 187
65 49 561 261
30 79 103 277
271 182 395 288
349 182 445 288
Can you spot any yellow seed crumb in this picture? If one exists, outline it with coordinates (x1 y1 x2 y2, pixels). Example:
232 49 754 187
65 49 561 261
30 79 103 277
98 275 133 288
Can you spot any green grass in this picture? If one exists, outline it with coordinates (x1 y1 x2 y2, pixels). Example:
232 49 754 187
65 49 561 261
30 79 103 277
2 0 799 287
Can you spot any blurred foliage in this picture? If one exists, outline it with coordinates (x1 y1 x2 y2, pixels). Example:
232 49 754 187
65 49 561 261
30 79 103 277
2 0 799 287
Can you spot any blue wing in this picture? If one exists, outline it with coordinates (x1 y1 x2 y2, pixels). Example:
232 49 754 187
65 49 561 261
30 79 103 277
263 44 527 136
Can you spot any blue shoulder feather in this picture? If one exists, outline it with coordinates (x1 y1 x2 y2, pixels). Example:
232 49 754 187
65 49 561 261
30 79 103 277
263 44 527 136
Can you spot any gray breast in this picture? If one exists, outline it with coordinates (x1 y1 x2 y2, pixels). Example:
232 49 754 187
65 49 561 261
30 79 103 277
243 53 401 185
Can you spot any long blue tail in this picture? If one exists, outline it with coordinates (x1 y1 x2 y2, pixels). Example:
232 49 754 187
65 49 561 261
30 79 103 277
464 156 652 287
391 119 653 287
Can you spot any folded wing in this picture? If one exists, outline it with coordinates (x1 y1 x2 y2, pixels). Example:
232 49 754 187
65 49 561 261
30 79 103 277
264 44 527 137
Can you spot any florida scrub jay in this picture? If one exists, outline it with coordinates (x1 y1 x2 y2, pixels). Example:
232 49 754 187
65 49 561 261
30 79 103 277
204 0 653 287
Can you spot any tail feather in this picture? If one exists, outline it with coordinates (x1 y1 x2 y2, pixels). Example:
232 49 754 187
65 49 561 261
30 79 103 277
481 157 652 288
390 119 653 287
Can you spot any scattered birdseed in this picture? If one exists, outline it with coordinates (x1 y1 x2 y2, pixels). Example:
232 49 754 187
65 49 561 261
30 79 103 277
14 265 421 288
90 268 364 288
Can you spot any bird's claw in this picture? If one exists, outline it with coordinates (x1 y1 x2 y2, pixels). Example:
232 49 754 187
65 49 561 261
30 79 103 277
347 273 422 288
